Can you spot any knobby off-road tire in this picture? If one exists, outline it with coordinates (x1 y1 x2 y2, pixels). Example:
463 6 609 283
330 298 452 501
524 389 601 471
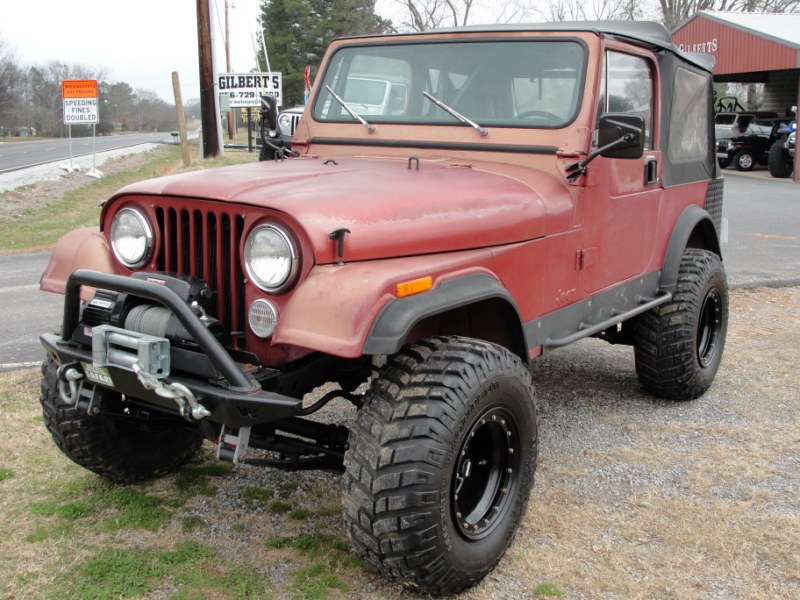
40 354 203 483
342 336 538 595
768 139 793 178
634 248 728 400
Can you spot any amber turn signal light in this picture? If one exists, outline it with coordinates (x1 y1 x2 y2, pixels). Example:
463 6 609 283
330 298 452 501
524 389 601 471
396 276 433 298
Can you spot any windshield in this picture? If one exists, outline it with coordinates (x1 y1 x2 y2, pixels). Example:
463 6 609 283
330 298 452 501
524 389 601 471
313 40 586 129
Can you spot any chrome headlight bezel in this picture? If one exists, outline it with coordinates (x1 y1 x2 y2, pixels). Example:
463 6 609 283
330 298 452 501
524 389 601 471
110 207 154 269
243 223 299 293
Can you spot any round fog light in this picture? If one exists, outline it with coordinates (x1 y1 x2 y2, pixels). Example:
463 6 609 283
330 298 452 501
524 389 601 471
248 299 279 338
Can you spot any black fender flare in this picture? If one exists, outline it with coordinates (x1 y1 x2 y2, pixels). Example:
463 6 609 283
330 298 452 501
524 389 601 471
660 204 722 293
362 274 523 356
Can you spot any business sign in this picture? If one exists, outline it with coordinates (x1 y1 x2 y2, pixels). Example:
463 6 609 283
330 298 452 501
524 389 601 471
219 72 282 108
62 79 99 124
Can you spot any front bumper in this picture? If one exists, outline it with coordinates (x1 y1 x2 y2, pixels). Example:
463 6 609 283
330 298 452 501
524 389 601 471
41 269 302 428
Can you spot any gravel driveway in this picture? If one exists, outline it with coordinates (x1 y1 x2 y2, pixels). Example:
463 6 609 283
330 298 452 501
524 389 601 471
151 286 797 599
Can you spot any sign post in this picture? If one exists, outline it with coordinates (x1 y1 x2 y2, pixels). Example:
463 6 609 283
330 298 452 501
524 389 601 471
61 79 101 177
218 72 282 154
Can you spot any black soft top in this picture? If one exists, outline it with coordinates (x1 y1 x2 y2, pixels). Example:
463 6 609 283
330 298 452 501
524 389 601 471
345 21 714 73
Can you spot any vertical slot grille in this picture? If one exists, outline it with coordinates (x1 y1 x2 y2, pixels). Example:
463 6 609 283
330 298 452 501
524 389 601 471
154 205 246 348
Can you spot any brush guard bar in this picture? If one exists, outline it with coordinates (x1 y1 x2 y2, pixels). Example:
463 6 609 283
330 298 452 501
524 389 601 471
41 269 302 428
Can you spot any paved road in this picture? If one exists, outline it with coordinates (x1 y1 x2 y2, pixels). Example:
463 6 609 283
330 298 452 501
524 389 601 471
0 132 172 173
721 172 800 287
0 252 62 370
0 171 798 369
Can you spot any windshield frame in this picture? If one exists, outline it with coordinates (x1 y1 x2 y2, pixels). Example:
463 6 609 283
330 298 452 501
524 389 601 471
311 37 589 131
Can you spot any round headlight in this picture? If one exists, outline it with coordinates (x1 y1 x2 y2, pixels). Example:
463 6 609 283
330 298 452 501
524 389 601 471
278 113 293 131
110 207 153 268
244 224 298 292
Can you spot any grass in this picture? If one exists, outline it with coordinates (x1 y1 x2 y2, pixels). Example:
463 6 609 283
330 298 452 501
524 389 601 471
0 366 368 600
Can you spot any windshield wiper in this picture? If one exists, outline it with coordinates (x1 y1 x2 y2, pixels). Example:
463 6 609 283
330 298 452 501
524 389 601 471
422 91 488 137
325 85 375 133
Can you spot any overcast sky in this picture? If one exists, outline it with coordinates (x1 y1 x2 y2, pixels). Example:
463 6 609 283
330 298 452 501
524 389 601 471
0 0 519 104
0 0 268 102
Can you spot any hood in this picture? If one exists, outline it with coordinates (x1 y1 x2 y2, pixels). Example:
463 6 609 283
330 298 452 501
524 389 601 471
112 157 557 264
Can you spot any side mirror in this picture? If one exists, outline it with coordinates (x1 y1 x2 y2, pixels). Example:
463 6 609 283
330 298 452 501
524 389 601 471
260 95 278 133
598 113 645 159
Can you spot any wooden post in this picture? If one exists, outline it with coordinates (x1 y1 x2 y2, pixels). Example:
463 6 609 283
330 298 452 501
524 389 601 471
172 72 192 168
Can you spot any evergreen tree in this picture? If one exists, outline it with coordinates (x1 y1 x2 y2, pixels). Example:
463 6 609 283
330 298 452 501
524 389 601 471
259 0 391 107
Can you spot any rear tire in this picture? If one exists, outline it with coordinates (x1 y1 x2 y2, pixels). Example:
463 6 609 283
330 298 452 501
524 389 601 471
768 139 793 178
634 249 728 400
40 355 203 483
342 337 537 595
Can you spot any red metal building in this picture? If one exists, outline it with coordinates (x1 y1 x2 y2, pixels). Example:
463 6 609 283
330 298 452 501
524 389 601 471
672 11 800 115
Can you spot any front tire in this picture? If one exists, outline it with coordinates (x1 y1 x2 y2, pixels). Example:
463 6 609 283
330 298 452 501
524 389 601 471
342 337 538 595
733 149 756 171
634 249 728 400
40 355 203 483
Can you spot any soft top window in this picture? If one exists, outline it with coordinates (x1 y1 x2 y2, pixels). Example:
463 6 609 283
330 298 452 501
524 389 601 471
668 67 710 163
313 40 586 129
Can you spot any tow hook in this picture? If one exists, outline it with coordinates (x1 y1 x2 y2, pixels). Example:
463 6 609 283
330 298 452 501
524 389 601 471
57 364 84 405
132 363 212 421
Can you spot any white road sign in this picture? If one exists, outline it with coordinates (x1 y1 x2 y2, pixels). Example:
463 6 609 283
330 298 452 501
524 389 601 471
219 72 282 108
62 79 99 125
63 98 99 124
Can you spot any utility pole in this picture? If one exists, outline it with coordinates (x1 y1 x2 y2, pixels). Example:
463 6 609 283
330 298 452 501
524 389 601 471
196 0 220 158
225 0 235 141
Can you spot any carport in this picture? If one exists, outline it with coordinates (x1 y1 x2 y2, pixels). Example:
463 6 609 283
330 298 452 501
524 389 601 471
672 11 799 181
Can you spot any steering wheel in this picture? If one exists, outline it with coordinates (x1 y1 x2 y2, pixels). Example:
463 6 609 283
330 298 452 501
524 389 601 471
517 110 560 121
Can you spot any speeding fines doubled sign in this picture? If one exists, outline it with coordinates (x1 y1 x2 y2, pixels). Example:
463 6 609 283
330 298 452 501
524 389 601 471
62 79 99 124
219 72 282 108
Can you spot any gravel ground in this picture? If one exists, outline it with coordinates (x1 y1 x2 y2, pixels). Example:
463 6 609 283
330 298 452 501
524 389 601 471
141 286 797 600
2 151 797 598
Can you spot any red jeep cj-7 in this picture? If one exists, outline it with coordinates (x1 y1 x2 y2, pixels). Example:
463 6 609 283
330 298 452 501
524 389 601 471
39 21 726 595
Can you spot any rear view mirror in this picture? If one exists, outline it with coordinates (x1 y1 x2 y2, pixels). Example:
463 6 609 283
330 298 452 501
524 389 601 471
598 113 645 159
260 95 278 132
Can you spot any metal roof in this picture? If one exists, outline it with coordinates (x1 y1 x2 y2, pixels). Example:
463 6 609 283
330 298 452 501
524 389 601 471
677 11 800 50
672 11 800 75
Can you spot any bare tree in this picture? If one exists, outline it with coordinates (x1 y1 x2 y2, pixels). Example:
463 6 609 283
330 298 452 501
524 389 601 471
0 37 24 135
533 0 645 22
390 0 477 32
27 61 107 137
389 0 647 31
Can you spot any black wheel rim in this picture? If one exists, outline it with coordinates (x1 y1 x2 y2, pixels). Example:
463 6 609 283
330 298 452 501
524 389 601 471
697 287 722 368
452 406 520 540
